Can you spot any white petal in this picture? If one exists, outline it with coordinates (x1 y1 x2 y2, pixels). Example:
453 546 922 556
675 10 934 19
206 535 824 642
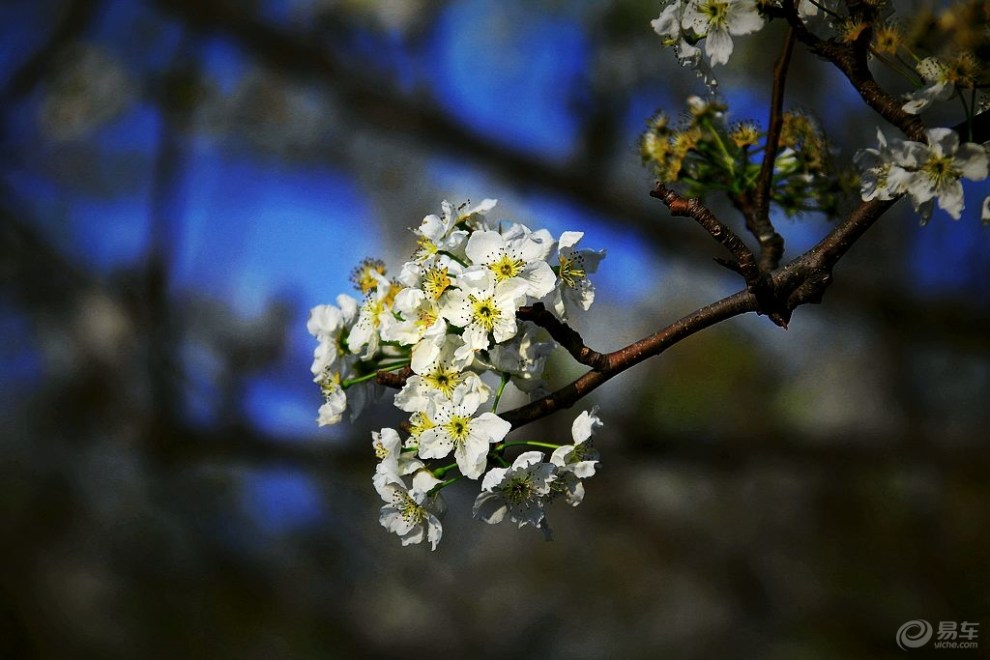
705 28 733 67
417 427 453 460
465 230 505 266
470 412 512 445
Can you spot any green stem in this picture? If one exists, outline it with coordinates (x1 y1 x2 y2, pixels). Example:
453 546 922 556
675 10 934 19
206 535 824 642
433 462 460 478
495 440 562 451
492 372 510 414
341 360 410 389
428 475 463 496
439 250 469 268
704 120 736 176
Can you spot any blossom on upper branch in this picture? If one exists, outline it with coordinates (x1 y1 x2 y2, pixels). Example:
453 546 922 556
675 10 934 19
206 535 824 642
902 57 955 115
653 0 765 68
856 127 989 223
902 128 989 222
464 225 556 299
854 128 909 202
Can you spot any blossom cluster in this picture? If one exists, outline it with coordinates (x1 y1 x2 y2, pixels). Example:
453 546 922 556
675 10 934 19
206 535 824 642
308 200 605 549
641 95 849 217
856 127 989 223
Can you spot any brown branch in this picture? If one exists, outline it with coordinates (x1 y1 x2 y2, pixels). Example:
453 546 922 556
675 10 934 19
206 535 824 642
501 194 905 429
769 1 926 141
516 303 610 371
650 183 760 283
501 291 758 428
746 26 795 271
376 366 412 389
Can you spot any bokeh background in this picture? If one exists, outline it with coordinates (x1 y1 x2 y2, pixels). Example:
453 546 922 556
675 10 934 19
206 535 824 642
2 0 989 658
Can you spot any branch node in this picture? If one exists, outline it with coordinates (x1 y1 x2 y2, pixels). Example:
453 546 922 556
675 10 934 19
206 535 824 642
516 303 609 371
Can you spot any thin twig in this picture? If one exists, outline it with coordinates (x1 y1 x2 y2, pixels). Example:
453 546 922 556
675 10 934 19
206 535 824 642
768 1 926 141
651 183 760 283
748 27 796 271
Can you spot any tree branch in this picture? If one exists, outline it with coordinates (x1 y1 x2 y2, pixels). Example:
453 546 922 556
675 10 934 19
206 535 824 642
747 26 795 271
377 366 412 389
501 291 758 428
651 183 760 283
516 303 609 371
770 1 926 141
501 194 905 429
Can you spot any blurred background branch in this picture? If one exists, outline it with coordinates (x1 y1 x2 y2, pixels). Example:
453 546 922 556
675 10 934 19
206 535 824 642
1 0 989 658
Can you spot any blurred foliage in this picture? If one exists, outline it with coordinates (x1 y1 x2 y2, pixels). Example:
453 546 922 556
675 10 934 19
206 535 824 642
1 0 989 658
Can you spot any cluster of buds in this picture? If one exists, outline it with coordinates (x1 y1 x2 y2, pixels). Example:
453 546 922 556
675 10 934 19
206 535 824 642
640 96 847 216
308 200 606 549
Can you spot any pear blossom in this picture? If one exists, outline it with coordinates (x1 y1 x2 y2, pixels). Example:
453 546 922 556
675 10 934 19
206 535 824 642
902 57 954 115
309 197 606 546
413 199 497 262
307 294 358 376
440 269 528 356
394 336 491 412
473 451 557 532
417 388 511 479
651 2 701 62
372 427 425 498
381 287 447 350
348 269 398 359
681 0 765 67
547 231 605 320
854 128 912 202
898 128 989 222
378 469 444 550
549 407 603 506
316 370 348 426
463 225 557 299
487 322 554 394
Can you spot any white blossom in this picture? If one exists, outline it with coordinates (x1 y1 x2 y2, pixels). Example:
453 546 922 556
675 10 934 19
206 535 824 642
413 199 498 262
549 407 603 506
372 427 425 498
463 225 557 300
473 451 557 532
394 336 491 411
440 269 528 357
681 0 764 67
347 270 397 359
316 370 348 426
902 57 954 115
417 388 511 479
487 322 554 394
899 128 989 222
307 294 358 376
378 470 444 550
546 231 605 320
854 128 911 202
651 2 701 62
